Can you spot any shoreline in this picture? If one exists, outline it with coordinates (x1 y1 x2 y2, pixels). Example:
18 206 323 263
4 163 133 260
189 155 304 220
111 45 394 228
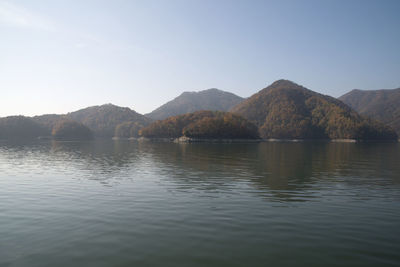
111 137 399 143
0 137 397 143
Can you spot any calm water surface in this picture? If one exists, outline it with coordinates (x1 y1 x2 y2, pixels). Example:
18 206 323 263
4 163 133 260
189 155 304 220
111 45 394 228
0 140 399 267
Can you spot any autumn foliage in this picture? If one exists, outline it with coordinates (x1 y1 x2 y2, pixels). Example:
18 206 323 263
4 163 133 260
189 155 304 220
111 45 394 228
114 121 147 138
339 88 400 135
231 80 398 140
140 111 259 139
66 104 151 137
52 120 93 140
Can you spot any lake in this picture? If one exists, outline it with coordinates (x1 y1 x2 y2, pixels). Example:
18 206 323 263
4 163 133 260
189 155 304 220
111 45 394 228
1 140 399 267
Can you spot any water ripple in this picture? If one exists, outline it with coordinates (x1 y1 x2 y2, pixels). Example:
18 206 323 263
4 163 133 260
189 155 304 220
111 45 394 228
0 140 399 266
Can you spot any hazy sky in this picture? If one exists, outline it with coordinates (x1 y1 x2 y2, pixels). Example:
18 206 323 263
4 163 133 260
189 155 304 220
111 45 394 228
1 0 399 116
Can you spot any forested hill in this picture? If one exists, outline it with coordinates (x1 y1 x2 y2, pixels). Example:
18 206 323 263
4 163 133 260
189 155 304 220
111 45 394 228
339 88 400 135
33 114 64 133
52 120 93 141
33 104 151 138
230 80 397 140
140 111 259 139
145 88 244 120
0 116 48 139
2 84 399 141
66 104 151 137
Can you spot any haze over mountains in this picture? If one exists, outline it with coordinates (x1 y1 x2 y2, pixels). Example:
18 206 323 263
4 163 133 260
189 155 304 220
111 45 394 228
0 79 399 141
339 88 400 135
0 116 48 140
145 88 244 120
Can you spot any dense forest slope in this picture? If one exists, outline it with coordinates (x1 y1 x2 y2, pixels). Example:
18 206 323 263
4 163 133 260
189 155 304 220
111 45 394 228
339 88 400 134
146 89 244 120
64 104 151 137
231 80 397 140
0 116 49 139
33 104 150 137
33 104 151 138
33 114 64 133
52 120 94 140
140 111 259 139
2 84 398 141
114 121 148 138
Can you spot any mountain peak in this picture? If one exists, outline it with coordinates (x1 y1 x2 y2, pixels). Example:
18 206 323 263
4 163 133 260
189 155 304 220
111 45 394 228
101 103 118 107
231 81 397 140
202 88 222 93
268 79 303 89
146 88 244 120
180 88 225 96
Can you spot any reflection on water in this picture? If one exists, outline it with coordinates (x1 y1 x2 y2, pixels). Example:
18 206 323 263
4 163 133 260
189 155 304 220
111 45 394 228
0 140 399 266
1 140 400 198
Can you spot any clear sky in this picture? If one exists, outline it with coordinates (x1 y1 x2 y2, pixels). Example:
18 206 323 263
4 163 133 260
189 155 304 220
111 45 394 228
1 0 399 117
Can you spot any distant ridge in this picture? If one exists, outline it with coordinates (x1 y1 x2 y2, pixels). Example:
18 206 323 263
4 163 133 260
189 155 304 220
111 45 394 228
66 104 151 137
145 88 244 120
0 116 48 140
2 82 399 141
339 87 400 134
231 79 397 140
33 103 151 137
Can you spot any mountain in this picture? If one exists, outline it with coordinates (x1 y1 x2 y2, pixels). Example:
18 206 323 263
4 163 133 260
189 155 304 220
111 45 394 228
9 104 150 139
339 88 400 134
0 116 49 139
65 104 151 137
140 110 259 139
32 104 151 138
230 80 397 140
146 88 244 120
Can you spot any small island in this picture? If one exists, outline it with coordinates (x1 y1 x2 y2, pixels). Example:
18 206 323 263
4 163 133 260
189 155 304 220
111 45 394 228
52 120 94 141
114 121 148 139
139 110 260 142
